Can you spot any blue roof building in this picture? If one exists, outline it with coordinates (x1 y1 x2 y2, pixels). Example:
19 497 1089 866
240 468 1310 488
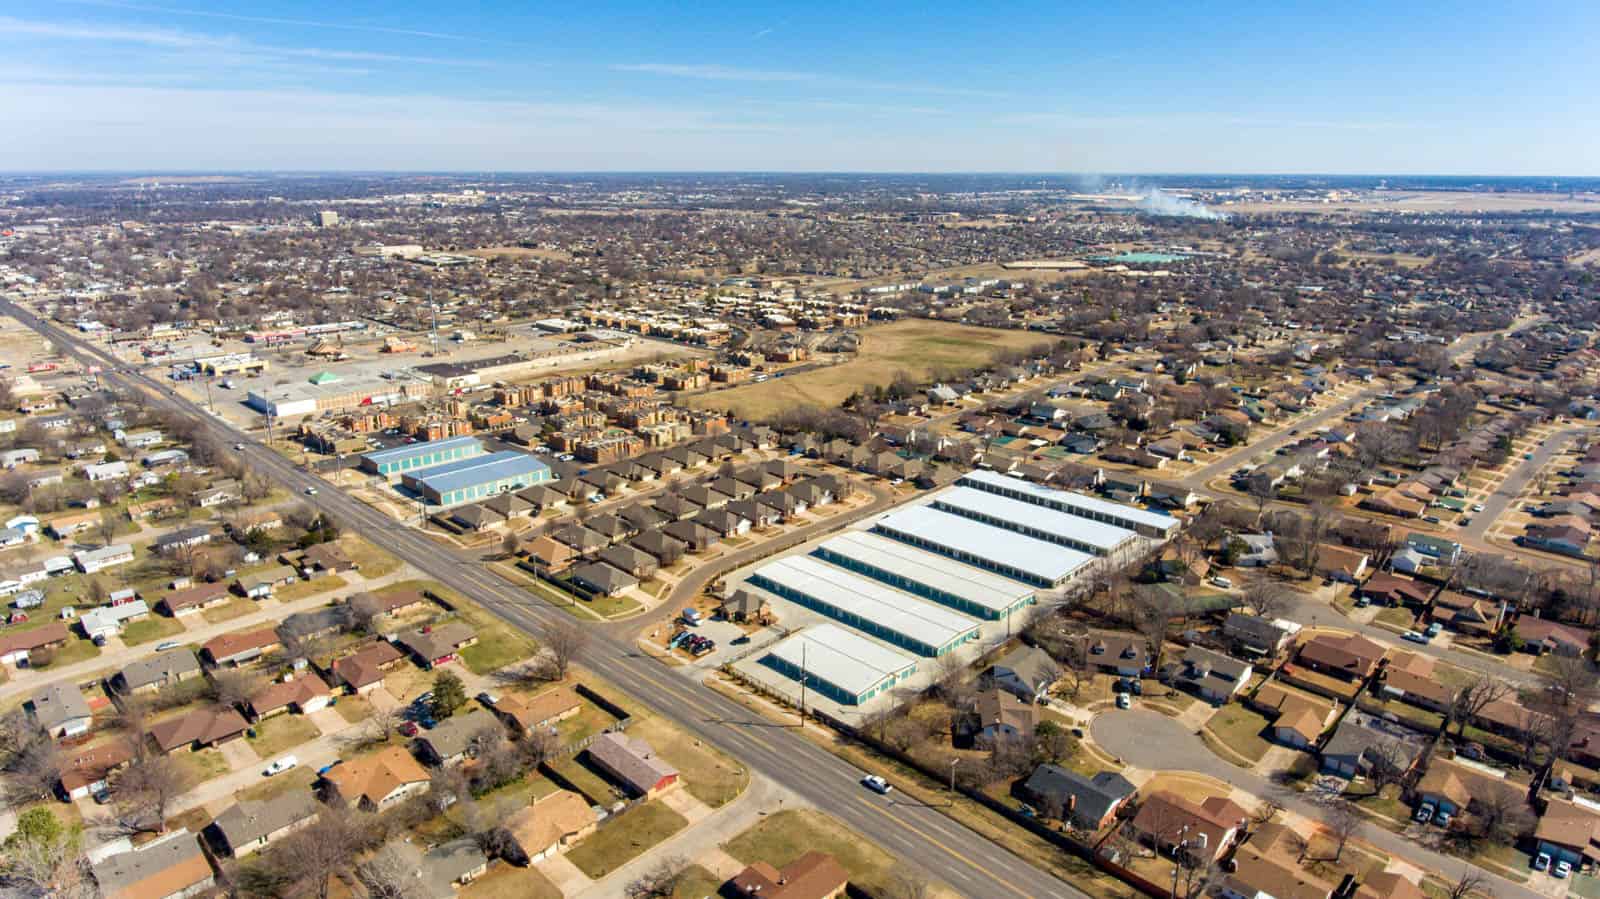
402 451 554 506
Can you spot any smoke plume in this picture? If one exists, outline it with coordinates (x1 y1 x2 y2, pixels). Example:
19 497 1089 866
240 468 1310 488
1137 188 1226 220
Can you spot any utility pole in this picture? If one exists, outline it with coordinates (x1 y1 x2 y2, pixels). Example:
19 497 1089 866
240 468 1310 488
948 757 960 805
798 641 807 726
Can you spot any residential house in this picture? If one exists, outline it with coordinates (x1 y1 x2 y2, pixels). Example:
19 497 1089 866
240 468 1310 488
208 793 320 858
1018 764 1136 832
1081 633 1150 678
1314 544 1370 583
1320 713 1425 779
90 831 216 899
417 709 501 767
1510 617 1592 657
503 790 598 864
1233 533 1279 567
74 543 134 573
331 640 406 694
586 731 679 798
112 650 202 695
58 740 133 801
1534 798 1600 868
247 672 334 720
200 626 281 667
1249 683 1332 749
27 680 93 740
1219 821 1337 899
322 746 431 811
491 686 582 736
985 644 1059 703
1294 633 1387 682
147 706 250 753
959 690 1036 747
1221 612 1298 659
234 564 299 600
1167 647 1252 704
1356 573 1432 608
718 589 774 625
156 582 232 618
1129 791 1248 864
730 852 850 899
569 561 639 596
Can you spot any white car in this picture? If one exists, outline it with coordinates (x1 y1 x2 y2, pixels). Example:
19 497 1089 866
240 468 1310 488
155 640 181 652
262 755 298 777
861 775 892 795
1115 692 1132 709
303 486 318 496
1209 576 1234 589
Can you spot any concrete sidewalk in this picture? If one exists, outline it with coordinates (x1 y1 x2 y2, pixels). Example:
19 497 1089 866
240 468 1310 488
568 774 798 899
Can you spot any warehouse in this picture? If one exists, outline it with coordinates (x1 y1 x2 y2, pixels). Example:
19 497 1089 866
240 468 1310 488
361 436 484 477
871 505 1092 588
245 371 432 418
958 469 1179 539
402 451 554 506
761 623 918 706
746 554 981 657
932 486 1139 560
810 530 1035 621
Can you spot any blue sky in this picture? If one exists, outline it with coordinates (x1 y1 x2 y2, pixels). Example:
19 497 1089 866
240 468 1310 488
4 0 1596 173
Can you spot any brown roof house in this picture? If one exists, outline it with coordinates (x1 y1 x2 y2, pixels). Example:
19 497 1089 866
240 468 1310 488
323 745 431 811
247 671 334 720
330 640 406 694
90 830 216 899
1294 633 1387 682
201 626 281 667
504 789 598 864
396 621 477 669
730 852 849 899
586 731 679 799
147 706 250 753
1129 791 1249 864
491 686 581 736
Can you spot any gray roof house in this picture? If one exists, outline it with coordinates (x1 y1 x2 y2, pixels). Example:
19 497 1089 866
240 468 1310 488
1020 764 1137 832
417 709 501 767
586 731 679 798
569 562 639 597
113 650 202 694
986 645 1060 702
1168 647 1253 704
208 793 320 857
1221 612 1298 658
28 681 93 740
1320 712 1426 779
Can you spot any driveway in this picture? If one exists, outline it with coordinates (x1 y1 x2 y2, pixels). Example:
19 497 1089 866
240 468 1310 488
1091 708 1544 899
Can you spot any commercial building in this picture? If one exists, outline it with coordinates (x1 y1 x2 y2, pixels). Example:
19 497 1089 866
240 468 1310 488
747 554 982 657
402 451 554 506
245 371 432 418
871 505 1092 588
810 530 1035 621
360 435 484 477
958 469 1179 539
932 486 1139 560
761 623 917 706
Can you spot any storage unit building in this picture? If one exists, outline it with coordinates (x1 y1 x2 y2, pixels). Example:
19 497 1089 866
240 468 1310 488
402 451 554 506
871 505 1091 588
810 530 1035 621
761 623 917 705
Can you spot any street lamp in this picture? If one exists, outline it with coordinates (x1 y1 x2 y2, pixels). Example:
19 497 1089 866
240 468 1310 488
948 758 960 805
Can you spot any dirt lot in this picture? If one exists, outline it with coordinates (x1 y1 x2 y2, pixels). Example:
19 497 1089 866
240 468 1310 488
683 319 1052 419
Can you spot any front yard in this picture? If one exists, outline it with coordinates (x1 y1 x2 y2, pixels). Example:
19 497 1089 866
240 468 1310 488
1202 704 1272 764
121 615 186 646
247 713 321 760
563 799 688 879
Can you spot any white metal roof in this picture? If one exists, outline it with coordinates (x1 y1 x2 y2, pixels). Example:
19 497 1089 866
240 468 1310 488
872 505 1092 584
934 486 1137 553
814 530 1034 614
764 623 916 697
752 555 980 650
959 469 1178 532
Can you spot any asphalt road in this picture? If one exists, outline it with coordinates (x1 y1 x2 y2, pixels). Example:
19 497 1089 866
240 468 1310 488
1093 708 1544 899
1461 426 1586 544
8 301 1091 899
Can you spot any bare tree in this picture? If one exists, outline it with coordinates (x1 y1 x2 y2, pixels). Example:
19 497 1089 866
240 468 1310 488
281 804 368 899
1447 677 1515 740
624 855 688 899
1243 580 1294 620
539 617 589 680
1473 788 1533 848
1323 800 1362 862
1 711 61 806
357 842 430 899
206 667 266 711
1445 871 1491 899
887 865 933 899
110 742 184 833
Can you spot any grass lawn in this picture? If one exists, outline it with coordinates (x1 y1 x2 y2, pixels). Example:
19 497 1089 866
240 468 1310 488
382 578 539 674
1203 705 1272 764
724 808 919 897
121 615 186 646
35 637 102 669
234 766 316 803
683 319 1047 420
201 598 258 625
639 578 668 599
176 748 230 787
629 716 749 808
564 800 688 879
547 756 625 806
671 865 724 899
556 698 623 744
333 695 375 725
1376 606 1417 629
277 576 345 603
459 863 563 899
339 536 402 579
247 713 321 759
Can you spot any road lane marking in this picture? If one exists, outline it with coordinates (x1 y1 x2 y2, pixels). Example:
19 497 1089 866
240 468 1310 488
853 796 1037 898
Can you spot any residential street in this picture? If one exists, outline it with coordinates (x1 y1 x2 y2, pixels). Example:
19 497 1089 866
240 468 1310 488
1092 708 1542 899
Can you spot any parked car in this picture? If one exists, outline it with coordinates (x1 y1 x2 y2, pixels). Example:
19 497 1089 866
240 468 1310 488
155 640 181 651
1534 852 1551 872
861 775 892 794
1472 503 1486 513
262 755 298 777
1208 576 1234 589
1422 515 1442 524
1424 622 1443 638
1115 693 1132 709
1555 860 1572 879
1401 630 1429 644
398 722 419 737
1414 803 1435 823
304 486 318 496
